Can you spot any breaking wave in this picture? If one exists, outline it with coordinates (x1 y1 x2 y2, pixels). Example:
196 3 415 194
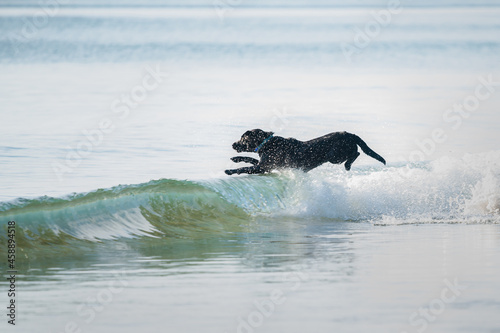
1 151 499 247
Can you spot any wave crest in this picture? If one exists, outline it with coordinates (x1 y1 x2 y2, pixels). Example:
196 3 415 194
1 152 499 245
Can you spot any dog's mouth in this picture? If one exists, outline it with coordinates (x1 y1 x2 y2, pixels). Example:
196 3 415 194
232 142 247 152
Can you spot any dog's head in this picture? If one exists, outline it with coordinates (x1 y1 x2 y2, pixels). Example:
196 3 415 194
232 129 274 153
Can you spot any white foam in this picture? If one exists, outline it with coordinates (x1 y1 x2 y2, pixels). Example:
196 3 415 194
274 151 500 224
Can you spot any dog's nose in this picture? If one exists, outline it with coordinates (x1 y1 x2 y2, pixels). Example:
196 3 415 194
232 142 238 149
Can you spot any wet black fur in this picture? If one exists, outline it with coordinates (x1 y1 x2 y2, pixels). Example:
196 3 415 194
225 129 386 175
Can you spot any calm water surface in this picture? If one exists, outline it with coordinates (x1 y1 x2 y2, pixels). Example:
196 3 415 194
1 2 500 332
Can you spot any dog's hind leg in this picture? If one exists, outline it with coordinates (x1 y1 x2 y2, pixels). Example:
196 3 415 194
344 151 360 171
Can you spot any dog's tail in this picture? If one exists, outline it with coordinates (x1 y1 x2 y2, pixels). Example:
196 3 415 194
351 134 386 165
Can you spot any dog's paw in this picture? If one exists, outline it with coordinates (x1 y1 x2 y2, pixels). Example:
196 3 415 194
230 157 243 163
225 169 234 175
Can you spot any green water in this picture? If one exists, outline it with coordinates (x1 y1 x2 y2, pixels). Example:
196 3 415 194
2 220 500 333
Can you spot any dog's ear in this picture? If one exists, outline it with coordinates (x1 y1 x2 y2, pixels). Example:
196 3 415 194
245 129 274 143
258 130 273 140
252 129 273 141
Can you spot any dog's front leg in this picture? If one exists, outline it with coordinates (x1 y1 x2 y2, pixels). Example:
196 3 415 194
225 165 265 175
230 156 259 165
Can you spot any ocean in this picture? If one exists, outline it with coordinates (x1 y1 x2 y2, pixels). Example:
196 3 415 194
1 0 500 332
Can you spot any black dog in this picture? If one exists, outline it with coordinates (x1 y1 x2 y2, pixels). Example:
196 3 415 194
225 129 385 175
